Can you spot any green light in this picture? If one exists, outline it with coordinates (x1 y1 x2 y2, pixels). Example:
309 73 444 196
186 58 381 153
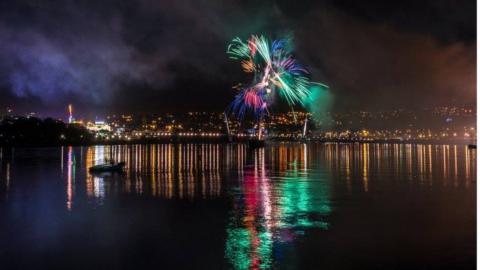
225 164 332 269
278 168 331 230
303 84 334 129
225 228 252 270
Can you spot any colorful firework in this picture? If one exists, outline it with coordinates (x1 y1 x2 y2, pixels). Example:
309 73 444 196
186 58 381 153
226 35 326 119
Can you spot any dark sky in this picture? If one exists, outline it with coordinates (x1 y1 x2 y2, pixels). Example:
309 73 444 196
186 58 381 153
0 0 475 118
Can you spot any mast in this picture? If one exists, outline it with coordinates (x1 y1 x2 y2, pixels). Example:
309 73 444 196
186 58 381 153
224 112 232 142
224 112 231 137
302 116 308 138
257 119 263 140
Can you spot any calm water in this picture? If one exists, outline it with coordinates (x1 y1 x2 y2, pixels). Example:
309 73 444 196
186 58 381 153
0 143 475 269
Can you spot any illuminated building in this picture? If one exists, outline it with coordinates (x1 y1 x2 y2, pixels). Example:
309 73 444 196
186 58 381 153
86 120 112 132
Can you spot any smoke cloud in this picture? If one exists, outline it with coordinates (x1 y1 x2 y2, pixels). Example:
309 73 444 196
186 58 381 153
0 0 474 116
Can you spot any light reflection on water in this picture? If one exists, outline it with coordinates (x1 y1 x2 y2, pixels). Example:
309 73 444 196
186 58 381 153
67 144 232 204
226 148 331 269
0 143 475 269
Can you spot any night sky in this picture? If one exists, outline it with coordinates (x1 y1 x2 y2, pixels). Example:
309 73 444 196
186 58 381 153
0 0 475 118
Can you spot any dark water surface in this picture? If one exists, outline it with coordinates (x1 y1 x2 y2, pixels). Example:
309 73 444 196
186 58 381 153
0 143 475 269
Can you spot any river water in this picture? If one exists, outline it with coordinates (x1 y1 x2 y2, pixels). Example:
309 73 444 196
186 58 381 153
0 143 475 269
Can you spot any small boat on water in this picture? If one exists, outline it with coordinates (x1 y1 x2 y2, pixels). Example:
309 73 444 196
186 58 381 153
248 139 265 148
89 162 125 173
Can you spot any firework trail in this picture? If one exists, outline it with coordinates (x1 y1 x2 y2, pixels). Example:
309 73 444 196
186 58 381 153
226 35 328 120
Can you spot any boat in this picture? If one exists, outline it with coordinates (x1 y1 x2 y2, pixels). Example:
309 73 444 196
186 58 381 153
248 139 265 148
89 162 125 173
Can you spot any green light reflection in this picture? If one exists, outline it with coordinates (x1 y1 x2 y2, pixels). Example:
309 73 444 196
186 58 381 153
225 151 331 269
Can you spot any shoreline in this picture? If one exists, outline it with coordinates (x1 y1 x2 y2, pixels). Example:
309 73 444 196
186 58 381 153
0 137 473 148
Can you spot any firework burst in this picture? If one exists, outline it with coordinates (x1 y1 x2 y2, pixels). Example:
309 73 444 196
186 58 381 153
226 35 322 119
